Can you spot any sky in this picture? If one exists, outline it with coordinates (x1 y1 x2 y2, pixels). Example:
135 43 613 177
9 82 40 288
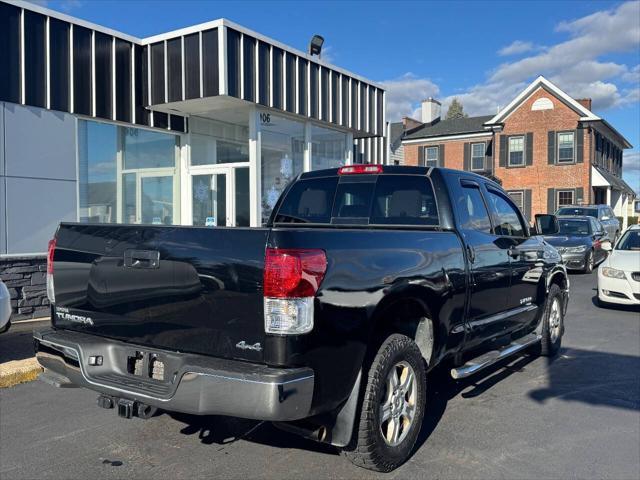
30 0 640 193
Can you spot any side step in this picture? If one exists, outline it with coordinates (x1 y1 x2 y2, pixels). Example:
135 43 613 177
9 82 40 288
451 334 541 380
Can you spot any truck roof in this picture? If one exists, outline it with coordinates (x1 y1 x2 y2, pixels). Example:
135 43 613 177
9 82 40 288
298 166 501 189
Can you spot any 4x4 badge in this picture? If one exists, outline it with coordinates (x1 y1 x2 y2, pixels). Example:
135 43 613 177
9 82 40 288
236 341 262 352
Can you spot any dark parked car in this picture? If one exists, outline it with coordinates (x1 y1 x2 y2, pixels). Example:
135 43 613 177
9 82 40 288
544 216 609 272
555 204 620 242
35 166 570 472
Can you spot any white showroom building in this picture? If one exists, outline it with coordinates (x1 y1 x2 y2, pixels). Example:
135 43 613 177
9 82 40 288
0 0 386 318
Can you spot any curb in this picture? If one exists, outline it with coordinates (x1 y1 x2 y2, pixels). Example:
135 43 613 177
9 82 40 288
0 357 43 388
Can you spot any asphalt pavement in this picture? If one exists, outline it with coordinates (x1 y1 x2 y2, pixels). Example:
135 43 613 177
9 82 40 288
1 272 638 479
0 320 49 364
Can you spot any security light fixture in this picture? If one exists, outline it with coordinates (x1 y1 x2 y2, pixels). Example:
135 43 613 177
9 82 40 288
308 35 324 58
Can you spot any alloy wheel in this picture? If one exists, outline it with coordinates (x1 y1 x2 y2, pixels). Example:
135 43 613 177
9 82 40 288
379 361 417 447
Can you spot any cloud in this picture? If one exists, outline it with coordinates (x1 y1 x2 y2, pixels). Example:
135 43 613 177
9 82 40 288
622 64 640 84
483 1 640 113
381 2 639 121
498 41 541 56
380 73 440 122
320 45 335 64
623 151 640 194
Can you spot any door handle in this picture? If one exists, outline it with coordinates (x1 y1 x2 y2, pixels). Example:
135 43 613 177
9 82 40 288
124 250 160 269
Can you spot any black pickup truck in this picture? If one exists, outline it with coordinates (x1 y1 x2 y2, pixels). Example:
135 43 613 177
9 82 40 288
35 165 569 472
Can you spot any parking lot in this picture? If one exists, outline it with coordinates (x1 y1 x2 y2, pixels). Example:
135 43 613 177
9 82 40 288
1 271 638 479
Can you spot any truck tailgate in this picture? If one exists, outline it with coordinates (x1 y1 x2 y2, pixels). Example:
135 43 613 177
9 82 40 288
51 224 269 363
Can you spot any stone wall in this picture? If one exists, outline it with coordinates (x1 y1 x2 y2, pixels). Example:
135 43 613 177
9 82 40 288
0 256 49 320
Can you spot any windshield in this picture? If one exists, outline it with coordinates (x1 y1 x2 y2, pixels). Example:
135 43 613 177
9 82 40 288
556 207 598 218
616 230 640 251
557 219 591 236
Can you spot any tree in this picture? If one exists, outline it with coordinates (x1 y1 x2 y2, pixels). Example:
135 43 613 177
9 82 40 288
445 98 468 120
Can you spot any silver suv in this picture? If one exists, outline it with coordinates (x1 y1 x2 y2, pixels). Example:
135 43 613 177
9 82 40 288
556 204 621 242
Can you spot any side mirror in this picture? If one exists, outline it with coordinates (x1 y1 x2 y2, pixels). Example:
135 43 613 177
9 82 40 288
601 216 610 221
534 214 559 235
601 240 612 252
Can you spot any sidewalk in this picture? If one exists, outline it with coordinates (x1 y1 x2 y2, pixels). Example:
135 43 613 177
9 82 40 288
0 318 49 387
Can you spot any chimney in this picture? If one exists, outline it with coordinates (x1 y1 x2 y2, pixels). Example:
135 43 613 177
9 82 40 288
421 97 441 124
402 116 423 131
575 98 592 111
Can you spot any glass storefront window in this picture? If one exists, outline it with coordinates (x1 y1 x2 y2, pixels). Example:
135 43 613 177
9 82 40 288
191 117 250 166
78 121 118 223
311 125 347 170
78 119 180 225
260 114 305 224
123 128 177 169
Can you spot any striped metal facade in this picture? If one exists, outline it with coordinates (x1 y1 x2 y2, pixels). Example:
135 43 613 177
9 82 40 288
145 22 385 139
0 1 386 144
0 1 187 132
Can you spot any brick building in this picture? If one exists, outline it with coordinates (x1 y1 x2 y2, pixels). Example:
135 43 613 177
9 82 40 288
398 76 634 222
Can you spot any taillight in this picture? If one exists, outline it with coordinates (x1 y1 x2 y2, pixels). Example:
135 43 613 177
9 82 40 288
263 248 327 335
46 238 56 303
338 164 383 175
47 238 56 274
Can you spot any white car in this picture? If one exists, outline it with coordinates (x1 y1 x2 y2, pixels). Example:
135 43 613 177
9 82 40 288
597 225 640 306
0 280 11 333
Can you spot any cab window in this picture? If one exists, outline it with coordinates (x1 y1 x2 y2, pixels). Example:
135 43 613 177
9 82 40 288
456 184 492 233
486 189 525 237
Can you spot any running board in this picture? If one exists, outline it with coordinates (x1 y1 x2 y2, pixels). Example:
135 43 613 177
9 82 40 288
451 334 542 380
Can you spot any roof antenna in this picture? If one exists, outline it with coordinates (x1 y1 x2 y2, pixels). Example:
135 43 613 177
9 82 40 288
308 35 324 58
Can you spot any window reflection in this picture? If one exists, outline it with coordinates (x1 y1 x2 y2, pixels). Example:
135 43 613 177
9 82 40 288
78 121 117 223
311 125 347 170
261 115 305 224
78 120 180 225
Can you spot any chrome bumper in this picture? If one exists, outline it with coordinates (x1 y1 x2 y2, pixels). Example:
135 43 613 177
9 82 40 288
34 328 314 421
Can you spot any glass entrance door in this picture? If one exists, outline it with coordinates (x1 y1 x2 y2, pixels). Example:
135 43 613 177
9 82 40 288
190 166 249 227
122 172 176 225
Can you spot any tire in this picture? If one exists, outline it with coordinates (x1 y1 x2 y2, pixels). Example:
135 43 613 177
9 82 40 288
583 250 594 273
538 284 564 357
0 320 10 334
342 334 426 472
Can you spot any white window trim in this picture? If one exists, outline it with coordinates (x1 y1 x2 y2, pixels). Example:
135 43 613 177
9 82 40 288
508 135 525 167
556 130 576 164
556 189 574 209
507 190 524 210
470 142 485 171
424 146 439 167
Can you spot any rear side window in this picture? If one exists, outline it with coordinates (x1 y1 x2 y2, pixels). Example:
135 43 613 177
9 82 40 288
274 175 439 226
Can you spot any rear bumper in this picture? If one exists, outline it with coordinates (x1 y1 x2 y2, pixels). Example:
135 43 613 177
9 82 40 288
34 327 314 421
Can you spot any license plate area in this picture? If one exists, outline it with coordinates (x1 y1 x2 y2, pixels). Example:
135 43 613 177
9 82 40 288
126 351 166 381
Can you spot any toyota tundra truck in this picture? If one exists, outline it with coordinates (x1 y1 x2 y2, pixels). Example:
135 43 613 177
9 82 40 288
35 165 569 472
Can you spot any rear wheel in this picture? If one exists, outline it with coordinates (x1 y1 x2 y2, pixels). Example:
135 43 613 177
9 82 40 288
342 334 426 472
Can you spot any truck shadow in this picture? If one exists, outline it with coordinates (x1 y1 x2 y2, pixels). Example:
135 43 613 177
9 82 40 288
168 412 339 455
168 345 639 459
